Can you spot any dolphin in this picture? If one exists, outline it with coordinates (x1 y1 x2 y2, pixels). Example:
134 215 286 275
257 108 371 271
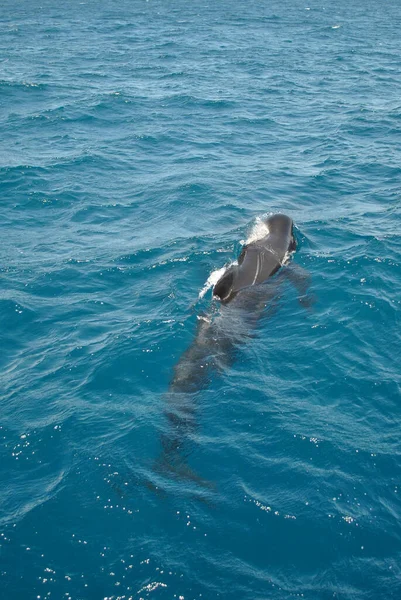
155 214 313 488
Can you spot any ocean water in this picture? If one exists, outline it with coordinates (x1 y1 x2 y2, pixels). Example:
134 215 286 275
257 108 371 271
1 0 401 598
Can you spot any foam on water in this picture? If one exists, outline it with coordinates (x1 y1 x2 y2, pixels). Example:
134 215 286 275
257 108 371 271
244 214 271 244
198 265 229 299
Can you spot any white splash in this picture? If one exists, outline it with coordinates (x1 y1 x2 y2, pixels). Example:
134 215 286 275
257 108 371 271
244 214 270 244
198 265 228 299
197 314 211 323
282 249 294 266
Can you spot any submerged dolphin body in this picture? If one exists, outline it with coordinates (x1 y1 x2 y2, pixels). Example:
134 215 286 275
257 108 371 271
156 214 312 487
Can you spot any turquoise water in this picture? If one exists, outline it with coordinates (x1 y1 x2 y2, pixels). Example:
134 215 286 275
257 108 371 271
1 0 401 598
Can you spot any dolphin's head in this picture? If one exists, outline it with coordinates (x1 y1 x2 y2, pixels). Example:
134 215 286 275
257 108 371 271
264 213 293 236
265 213 296 251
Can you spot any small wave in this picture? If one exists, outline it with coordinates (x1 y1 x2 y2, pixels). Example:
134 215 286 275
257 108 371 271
162 93 236 109
0 79 47 91
198 265 229 299
245 214 271 244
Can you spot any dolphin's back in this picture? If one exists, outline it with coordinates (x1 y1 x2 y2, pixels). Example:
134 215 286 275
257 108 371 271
213 214 295 303
236 240 282 286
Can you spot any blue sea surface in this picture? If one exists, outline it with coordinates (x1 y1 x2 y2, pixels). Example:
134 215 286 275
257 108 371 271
1 0 401 598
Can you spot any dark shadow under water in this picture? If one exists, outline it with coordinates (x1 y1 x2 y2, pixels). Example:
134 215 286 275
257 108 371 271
155 263 314 491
